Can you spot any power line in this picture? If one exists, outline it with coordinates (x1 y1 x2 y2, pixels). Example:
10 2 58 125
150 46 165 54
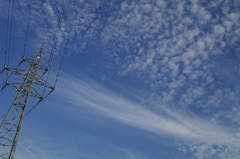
54 0 81 86
1 0 80 119
25 0 69 115
2 0 15 92
26 0 81 115
43 0 68 93
7 0 15 68
3 0 12 82
22 0 33 60
48 0 68 69
4 0 11 56
0 111 8 121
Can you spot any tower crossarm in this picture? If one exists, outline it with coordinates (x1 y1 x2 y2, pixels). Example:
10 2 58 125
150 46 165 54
4 68 54 90
35 75 54 89
23 59 48 72
5 68 28 79
7 83 43 99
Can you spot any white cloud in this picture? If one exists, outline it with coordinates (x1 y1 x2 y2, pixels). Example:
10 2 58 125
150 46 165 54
227 13 240 24
43 3 55 17
55 74 240 157
213 24 225 36
178 145 187 153
223 19 233 31
197 40 205 51
112 145 148 159
16 138 55 159
183 66 192 74
190 0 199 4
189 143 240 159
206 75 213 83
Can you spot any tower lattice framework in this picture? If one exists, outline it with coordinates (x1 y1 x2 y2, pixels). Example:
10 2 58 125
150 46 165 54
0 51 54 159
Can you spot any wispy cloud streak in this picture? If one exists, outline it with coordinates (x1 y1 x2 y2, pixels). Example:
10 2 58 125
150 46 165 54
56 74 240 154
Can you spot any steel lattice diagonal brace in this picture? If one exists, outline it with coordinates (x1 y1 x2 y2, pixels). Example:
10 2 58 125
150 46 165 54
0 50 54 159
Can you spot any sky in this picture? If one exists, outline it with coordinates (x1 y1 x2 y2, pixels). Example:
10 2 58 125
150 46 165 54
0 0 240 159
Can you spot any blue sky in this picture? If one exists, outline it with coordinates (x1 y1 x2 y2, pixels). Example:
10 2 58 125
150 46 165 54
0 0 240 158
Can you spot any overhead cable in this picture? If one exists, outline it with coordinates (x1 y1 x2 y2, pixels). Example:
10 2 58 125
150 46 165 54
22 0 33 60
7 0 15 68
54 0 81 86
43 0 68 95
26 0 68 115
26 0 81 115
2 0 12 81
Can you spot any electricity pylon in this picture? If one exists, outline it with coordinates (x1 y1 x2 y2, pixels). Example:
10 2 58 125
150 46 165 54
0 50 54 159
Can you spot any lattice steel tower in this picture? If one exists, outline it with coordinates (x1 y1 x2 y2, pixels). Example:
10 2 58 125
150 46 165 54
0 50 54 159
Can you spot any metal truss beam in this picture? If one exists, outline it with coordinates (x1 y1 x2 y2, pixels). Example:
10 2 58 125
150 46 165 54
0 51 53 159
